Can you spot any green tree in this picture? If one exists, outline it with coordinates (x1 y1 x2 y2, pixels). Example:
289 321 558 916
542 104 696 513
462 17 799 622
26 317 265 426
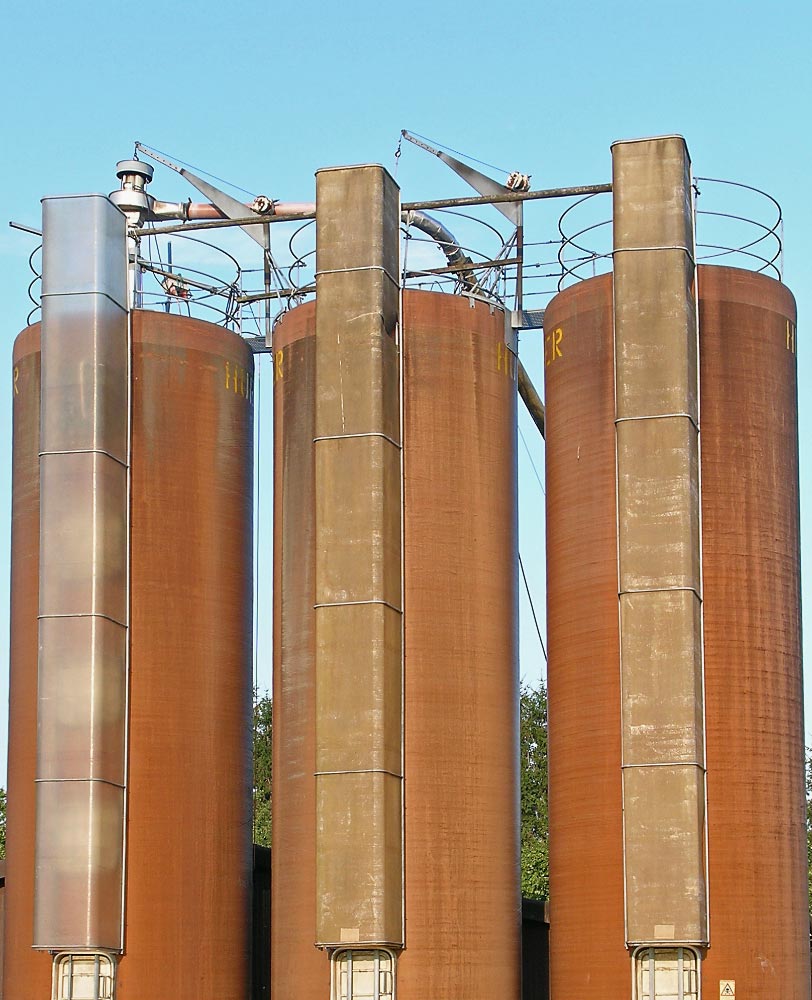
520 681 549 899
253 695 272 848
249 684 551 895
0 786 6 860
807 748 812 913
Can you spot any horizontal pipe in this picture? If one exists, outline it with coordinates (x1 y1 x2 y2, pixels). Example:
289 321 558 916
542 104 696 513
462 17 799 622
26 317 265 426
137 261 221 295
403 182 612 212
186 203 225 220
9 220 43 237
132 213 311 236
237 285 315 303
133 182 611 237
271 202 318 217
184 201 318 221
405 255 521 280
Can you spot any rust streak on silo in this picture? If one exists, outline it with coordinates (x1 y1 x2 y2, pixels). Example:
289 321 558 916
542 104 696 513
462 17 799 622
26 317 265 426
270 300 329 996
543 273 628 1000
117 312 253 999
698 266 809 998
397 290 520 1000
3 325 52 999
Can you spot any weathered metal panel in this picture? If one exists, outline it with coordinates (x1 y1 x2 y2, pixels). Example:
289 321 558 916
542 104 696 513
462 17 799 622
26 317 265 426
612 135 707 946
314 271 400 441
616 417 701 593
622 765 706 942
612 138 694 258
620 590 704 766
314 165 403 948
314 436 401 609
613 253 698 423
316 772 403 942
316 603 402 775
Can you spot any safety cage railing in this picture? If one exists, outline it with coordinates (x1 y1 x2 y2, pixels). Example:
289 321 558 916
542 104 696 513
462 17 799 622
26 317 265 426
23 176 784 338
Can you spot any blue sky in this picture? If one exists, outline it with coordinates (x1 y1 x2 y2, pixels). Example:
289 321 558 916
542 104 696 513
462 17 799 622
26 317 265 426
0 0 810 785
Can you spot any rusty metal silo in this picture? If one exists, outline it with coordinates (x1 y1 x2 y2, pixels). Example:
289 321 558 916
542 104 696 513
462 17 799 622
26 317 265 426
543 271 627 1000
398 290 520 1000
3 325 53 1000
544 265 808 1000
3 313 253 1000
118 311 254 999
271 287 520 1000
697 266 807 998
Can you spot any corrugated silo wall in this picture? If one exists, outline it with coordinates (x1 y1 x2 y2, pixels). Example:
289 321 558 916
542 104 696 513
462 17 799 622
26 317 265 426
4 313 253 1000
120 312 254 999
271 289 520 1000
697 267 807 996
544 265 809 1000
398 290 520 999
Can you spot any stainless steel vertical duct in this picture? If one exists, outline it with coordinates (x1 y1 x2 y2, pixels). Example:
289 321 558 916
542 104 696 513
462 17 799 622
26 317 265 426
34 195 129 952
612 136 708 949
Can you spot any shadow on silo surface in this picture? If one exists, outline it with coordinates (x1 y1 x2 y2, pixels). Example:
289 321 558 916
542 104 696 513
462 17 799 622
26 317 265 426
252 846 271 1000
522 898 549 1000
